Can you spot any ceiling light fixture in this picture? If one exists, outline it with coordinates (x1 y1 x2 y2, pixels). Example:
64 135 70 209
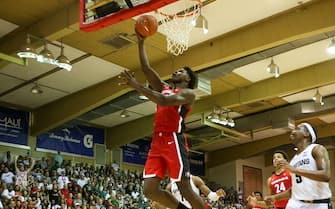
192 12 209 34
17 34 73 71
37 43 55 65
17 35 38 59
226 113 235 127
327 38 335 54
120 110 130 118
207 107 235 127
266 58 280 78
56 43 72 71
31 83 43 94
218 114 228 126
206 106 221 123
312 89 324 106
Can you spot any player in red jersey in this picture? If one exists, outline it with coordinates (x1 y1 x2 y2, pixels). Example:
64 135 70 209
247 150 292 209
119 31 204 209
268 151 292 209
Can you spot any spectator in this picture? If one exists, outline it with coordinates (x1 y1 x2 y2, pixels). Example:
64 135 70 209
57 164 66 176
111 161 119 172
1 167 15 185
1 184 15 200
73 193 83 207
40 157 48 170
77 173 88 188
15 156 34 187
57 172 69 190
49 184 61 206
54 151 63 168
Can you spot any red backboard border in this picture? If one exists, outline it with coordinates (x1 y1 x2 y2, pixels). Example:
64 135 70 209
80 0 178 32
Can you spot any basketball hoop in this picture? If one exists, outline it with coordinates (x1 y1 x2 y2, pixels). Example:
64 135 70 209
156 0 202 56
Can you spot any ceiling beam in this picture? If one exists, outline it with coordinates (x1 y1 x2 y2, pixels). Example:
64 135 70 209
29 0 335 136
207 122 335 168
0 53 27 66
107 58 335 147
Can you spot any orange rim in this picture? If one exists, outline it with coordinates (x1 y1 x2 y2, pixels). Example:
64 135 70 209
155 0 202 19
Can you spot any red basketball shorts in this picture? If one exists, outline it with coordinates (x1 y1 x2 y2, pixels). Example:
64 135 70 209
143 132 190 181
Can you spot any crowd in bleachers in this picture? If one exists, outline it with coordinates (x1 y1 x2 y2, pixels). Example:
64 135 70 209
0 151 246 209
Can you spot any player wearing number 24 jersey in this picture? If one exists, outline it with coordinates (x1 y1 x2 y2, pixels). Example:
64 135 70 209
247 151 291 209
269 169 292 209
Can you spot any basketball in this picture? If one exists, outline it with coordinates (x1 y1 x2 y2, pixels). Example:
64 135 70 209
135 15 158 37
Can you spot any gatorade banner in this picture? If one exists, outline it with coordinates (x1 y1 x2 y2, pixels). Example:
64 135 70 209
37 125 104 157
0 106 29 146
122 138 151 165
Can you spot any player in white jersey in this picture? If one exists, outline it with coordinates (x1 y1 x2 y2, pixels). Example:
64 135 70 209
151 175 225 209
265 122 332 209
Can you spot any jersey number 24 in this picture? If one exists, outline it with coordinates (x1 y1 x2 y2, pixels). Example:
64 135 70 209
274 182 286 193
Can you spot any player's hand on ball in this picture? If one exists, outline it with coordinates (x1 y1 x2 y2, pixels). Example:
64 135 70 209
135 28 146 41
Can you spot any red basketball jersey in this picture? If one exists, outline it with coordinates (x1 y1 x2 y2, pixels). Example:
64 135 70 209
154 85 191 133
269 169 292 209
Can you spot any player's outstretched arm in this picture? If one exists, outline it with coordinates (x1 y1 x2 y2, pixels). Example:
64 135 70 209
193 176 225 202
119 70 195 106
136 30 165 91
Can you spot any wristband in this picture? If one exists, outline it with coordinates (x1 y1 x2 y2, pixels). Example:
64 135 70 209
208 191 219 201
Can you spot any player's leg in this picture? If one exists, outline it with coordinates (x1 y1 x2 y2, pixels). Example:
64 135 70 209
144 177 182 209
177 177 206 209
167 133 205 209
143 135 187 209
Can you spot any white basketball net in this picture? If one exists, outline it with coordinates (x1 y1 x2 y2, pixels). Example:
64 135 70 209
156 1 201 56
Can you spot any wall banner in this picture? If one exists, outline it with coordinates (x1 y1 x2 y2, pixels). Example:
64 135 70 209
37 125 104 157
122 138 151 165
0 106 29 146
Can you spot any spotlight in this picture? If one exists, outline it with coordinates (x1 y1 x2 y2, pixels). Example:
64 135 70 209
17 36 38 59
207 106 221 123
207 113 220 123
56 47 72 71
312 89 324 106
227 117 235 127
207 107 235 127
31 84 43 94
37 44 55 65
120 110 130 118
266 58 280 78
218 114 228 126
327 38 335 54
